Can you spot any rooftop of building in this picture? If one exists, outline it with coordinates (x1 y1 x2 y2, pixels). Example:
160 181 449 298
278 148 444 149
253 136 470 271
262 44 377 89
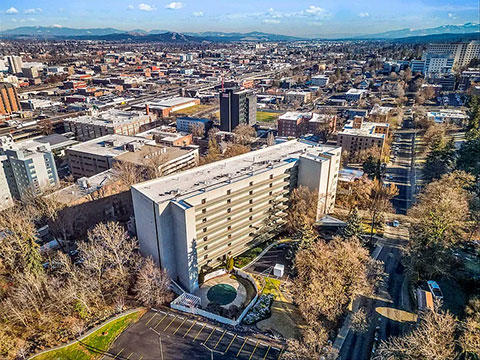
339 120 389 138
346 88 367 95
177 116 212 123
67 134 147 157
65 109 151 127
115 143 195 166
146 97 198 108
133 140 340 206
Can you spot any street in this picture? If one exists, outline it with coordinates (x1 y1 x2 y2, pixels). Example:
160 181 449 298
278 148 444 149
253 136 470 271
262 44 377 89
337 115 418 359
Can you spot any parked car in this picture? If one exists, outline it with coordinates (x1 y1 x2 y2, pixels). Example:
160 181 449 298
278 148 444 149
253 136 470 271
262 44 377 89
427 280 444 300
392 220 400 227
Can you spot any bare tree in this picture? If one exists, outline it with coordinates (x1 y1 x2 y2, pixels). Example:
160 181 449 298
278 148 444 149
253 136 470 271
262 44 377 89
134 257 172 308
112 160 144 187
375 307 457 360
233 124 256 145
285 186 319 234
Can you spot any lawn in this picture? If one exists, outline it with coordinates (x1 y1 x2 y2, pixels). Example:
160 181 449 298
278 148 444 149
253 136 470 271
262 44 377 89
32 310 144 360
256 111 279 123
234 246 265 268
256 277 306 339
172 104 213 116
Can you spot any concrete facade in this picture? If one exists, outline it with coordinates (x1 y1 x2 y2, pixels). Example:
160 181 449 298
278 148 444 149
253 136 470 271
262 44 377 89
131 140 341 292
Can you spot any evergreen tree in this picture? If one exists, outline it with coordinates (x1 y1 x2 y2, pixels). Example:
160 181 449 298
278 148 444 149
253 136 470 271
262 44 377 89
467 95 480 132
343 207 363 239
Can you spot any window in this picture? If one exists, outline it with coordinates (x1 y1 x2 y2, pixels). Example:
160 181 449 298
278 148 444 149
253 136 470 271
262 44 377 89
269 191 272 196
227 199 231 204
202 218 207 223
249 190 253 195
228 234 232 239
270 174 274 179
204 246 208 250
227 217 231 221
203 228 207 233
269 183 273 188
227 225 231 230
227 189 231 195
202 208 206 214
249 199 253 204
201 198 206 204
249 208 253 212
249 181 253 186
227 208 231 213
204 255 208 259
249 216 253 221
203 236 207 241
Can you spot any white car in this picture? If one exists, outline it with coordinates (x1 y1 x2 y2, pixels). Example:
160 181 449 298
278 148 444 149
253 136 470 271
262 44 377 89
427 280 444 300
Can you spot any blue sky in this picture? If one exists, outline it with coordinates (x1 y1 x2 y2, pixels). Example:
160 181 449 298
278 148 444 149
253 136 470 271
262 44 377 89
1 0 478 36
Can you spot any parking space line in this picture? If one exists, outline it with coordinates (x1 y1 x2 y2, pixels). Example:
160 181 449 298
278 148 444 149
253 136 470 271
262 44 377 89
203 327 216 344
262 345 271 360
163 315 177 331
277 347 284 360
112 348 124 359
173 317 187 335
138 356 143 360
214 329 227 349
248 341 259 360
126 352 134 360
237 337 248 357
183 320 197 338
145 313 157 326
225 333 237 353
193 324 206 341
153 313 168 329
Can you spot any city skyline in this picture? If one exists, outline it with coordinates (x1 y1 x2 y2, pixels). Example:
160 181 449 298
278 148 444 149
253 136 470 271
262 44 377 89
1 0 478 37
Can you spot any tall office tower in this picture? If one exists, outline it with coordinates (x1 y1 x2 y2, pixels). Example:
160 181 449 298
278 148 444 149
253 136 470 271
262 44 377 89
220 89 257 132
5 55 23 74
131 140 341 292
0 136 59 199
0 83 21 115
426 41 480 68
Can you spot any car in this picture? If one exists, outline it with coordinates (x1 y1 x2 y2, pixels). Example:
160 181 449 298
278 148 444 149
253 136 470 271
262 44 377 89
392 220 400 227
386 175 394 180
427 280 444 300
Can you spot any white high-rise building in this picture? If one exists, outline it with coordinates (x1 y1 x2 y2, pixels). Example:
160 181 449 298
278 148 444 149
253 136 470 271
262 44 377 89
426 41 480 68
4 56 23 74
131 140 341 292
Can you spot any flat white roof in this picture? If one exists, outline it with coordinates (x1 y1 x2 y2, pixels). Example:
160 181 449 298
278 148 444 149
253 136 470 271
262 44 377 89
133 140 340 206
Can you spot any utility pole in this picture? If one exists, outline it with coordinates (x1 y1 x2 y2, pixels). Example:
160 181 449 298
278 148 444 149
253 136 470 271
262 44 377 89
150 327 164 360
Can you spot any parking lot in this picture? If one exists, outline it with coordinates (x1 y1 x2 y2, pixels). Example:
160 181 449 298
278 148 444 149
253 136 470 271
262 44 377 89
103 309 283 360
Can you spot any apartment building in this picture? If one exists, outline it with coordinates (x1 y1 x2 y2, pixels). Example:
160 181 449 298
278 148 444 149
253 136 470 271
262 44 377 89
220 89 257 132
67 134 198 179
0 155 14 211
176 117 213 136
311 75 329 87
426 41 480 67
0 82 21 115
64 109 157 141
337 117 389 156
131 140 341 292
4 56 23 74
0 136 59 200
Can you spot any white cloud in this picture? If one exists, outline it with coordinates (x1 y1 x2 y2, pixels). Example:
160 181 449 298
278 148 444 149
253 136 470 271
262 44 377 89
166 2 184 10
448 13 456 19
138 3 156 11
359 12 369 18
24 8 42 14
192 11 204 17
262 19 280 24
127 4 134 10
5 7 19 14
52 24 63 28
304 5 325 16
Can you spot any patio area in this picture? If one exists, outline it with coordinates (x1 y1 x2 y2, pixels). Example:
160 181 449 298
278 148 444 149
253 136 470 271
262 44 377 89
195 274 247 309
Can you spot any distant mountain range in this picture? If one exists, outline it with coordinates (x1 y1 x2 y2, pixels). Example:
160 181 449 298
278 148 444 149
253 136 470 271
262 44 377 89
0 23 477 43
351 22 480 39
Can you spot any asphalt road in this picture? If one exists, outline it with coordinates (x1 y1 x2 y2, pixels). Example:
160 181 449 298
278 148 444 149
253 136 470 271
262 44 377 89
104 309 283 360
338 116 418 360
338 227 413 360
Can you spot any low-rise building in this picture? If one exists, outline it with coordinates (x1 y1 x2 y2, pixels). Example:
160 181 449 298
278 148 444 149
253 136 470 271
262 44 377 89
285 91 312 104
131 140 341 292
345 88 367 102
337 117 389 156
278 112 336 137
427 109 468 126
135 97 200 118
311 75 329 87
64 109 157 141
176 117 213 136
67 134 198 179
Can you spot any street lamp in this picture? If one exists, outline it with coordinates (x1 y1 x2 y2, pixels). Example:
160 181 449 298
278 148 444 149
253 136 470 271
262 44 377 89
150 327 164 360
201 342 224 360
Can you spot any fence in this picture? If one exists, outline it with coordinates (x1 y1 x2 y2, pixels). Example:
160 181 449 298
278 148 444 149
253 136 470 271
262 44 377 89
169 268 260 326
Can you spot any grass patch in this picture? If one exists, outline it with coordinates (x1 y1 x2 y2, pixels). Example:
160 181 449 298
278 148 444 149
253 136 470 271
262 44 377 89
256 111 279 123
234 246 264 268
173 104 213 116
32 310 144 360
262 277 283 298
